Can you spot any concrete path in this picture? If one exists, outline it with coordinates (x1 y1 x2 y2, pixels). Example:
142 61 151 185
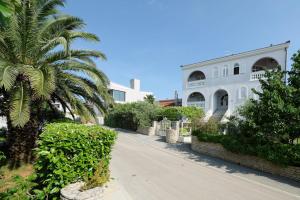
110 129 300 200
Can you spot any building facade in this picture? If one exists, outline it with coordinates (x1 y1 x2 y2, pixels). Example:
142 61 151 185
181 42 289 122
108 79 152 103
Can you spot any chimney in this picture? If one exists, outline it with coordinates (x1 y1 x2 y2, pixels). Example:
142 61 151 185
130 79 140 91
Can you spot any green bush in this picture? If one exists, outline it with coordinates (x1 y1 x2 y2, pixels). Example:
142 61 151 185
192 118 220 134
34 123 117 199
159 106 204 121
105 102 161 131
193 131 300 166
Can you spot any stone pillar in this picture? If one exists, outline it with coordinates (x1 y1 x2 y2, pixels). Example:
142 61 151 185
166 128 179 144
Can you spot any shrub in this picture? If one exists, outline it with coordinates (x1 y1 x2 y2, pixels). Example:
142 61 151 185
105 102 161 130
34 123 117 199
193 132 300 166
192 118 220 134
159 106 204 122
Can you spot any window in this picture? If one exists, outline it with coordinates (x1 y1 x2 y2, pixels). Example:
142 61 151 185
111 90 126 102
234 63 240 75
213 67 219 78
240 87 247 99
188 71 206 81
222 66 229 77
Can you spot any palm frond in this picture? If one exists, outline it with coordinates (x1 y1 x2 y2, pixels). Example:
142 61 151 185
0 62 18 90
22 65 56 99
9 82 30 127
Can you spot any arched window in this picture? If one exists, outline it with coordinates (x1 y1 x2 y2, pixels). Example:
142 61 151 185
187 92 205 102
252 57 279 72
187 92 205 108
188 71 206 82
234 63 240 75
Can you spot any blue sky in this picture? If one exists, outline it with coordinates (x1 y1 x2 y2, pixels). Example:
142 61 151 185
62 0 300 99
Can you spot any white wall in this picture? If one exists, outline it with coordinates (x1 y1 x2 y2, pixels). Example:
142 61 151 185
182 42 289 119
0 117 7 128
109 79 152 103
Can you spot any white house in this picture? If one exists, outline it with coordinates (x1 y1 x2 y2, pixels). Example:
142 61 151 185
181 41 290 122
108 78 152 103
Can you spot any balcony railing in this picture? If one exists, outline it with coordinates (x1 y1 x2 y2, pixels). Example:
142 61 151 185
187 80 205 88
187 101 205 108
250 71 266 81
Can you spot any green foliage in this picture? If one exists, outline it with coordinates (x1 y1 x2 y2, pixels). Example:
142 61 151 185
0 0 112 128
193 132 300 166
192 118 220 135
0 175 37 200
236 53 300 144
34 123 117 199
105 102 161 130
159 106 204 121
159 107 181 121
144 94 155 104
82 160 110 191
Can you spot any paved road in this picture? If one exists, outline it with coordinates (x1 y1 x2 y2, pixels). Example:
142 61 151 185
110 130 300 200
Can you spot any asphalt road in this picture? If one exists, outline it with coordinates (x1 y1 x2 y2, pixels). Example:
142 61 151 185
110 129 300 200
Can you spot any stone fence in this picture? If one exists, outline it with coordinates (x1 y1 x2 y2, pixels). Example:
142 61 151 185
191 136 300 182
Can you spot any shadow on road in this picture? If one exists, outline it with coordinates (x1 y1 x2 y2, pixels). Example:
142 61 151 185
113 128 300 189
163 141 300 189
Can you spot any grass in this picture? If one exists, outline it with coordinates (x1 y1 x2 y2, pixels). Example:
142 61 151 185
0 164 34 193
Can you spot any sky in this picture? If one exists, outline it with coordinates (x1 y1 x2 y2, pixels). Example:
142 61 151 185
62 0 300 99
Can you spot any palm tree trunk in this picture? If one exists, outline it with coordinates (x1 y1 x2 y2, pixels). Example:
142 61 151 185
7 115 40 168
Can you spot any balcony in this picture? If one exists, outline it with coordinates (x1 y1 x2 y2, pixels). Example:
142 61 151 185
187 80 205 88
250 71 266 81
187 101 205 108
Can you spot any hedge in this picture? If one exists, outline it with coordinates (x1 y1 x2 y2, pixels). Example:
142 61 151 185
193 131 300 167
34 123 117 199
105 102 161 131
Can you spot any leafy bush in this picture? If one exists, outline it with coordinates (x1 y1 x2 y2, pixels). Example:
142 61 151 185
105 102 161 130
193 131 300 166
192 118 220 134
34 123 117 199
159 106 204 121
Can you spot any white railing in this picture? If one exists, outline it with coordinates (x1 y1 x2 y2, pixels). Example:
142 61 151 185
250 71 266 81
187 101 205 108
187 80 205 88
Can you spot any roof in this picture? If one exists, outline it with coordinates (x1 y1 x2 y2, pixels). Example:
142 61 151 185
181 41 290 69
158 99 182 107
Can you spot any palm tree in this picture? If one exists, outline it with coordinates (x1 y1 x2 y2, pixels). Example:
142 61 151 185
0 0 112 166
144 94 155 104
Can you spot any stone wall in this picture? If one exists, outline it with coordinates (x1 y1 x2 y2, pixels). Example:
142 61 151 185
137 127 155 136
191 136 300 182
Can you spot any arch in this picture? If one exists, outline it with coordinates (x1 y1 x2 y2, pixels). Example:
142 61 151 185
213 89 229 112
252 57 279 72
188 71 206 82
187 92 205 102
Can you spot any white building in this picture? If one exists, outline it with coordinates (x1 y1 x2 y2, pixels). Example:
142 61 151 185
108 78 152 103
181 42 290 122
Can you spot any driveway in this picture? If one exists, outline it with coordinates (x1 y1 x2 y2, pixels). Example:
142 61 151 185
110 129 300 200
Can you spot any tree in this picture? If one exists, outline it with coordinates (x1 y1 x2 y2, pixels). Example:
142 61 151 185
0 0 112 166
237 60 300 144
144 94 155 104
0 0 20 25
288 51 300 141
